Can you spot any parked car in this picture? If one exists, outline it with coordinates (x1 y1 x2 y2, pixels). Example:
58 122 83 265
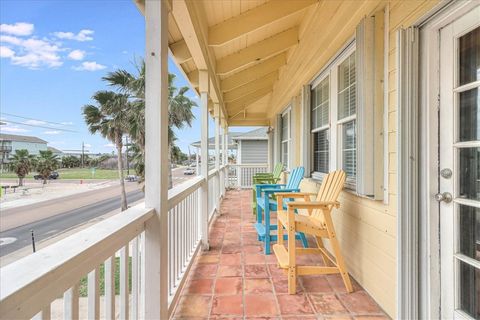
190 163 197 167
34 171 59 180
183 167 195 175
125 175 139 182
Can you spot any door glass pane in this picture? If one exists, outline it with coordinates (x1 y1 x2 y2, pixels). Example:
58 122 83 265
459 147 480 201
458 260 480 318
459 204 480 262
459 26 480 86
313 129 329 173
459 88 480 142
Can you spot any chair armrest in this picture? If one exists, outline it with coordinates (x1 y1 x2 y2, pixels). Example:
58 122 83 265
286 201 340 209
255 184 285 191
274 192 316 198
254 177 280 184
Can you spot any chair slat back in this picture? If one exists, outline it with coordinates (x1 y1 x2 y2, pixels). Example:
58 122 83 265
272 163 283 179
286 167 305 189
311 170 346 221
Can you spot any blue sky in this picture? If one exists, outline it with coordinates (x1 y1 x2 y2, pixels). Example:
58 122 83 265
0 0 253 155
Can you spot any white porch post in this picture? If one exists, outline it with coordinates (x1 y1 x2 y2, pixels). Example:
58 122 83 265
214 103 220 208
199 70 209 250
195 146 199 176
219 119 225 198
224 126 229 189
143 0 169 318
267 129 273 172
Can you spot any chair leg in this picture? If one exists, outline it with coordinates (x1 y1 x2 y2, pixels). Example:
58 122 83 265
264 206 271 255
288 267 296 294
277 217 284 246
299 232 308 248
329 236 353 293
252 187 257 215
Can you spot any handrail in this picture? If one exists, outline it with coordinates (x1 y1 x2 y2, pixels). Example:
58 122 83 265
0 204 154 320
168 175 203 210
229 163 268 168
208 168 219 178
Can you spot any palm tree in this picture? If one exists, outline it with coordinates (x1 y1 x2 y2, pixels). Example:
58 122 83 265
103 60 197 188
35 150 59 185
9 149 35 186
83 91 129 211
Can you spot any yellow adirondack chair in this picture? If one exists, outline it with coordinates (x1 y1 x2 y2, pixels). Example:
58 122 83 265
272 170 353 294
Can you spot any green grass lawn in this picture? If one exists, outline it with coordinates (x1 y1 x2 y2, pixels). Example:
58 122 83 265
79 257 132 297
0 168 135 180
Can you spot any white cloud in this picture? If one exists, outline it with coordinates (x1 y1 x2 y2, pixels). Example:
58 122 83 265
67 49 85 61
0 22 34 36
0 34 22 45
1 125 29 133
43 130 61 135
104 143 114 148
53 29 94 42
73 61 106 71
0 35 63 69
0 46 14 58
60 121 74 125
84 143 92 148
122 50 128 54
23 119 46 125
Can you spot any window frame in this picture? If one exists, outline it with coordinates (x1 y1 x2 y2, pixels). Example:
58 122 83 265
310 43 357 189
280 106 292 170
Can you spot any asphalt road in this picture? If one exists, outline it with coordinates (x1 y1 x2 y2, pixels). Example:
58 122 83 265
0 189 144 257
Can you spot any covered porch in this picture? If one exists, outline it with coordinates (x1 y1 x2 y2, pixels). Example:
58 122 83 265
173 190 387 319
1 0 461 319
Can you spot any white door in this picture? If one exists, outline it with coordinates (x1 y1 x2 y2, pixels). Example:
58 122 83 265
439 6 480 319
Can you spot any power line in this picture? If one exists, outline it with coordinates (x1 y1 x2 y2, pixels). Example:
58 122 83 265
0 112 75 127
1 119 78 133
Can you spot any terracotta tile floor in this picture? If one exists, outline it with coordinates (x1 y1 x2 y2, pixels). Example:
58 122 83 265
172 190 390 320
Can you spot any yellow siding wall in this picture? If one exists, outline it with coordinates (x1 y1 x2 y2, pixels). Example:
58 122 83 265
268 0 439 317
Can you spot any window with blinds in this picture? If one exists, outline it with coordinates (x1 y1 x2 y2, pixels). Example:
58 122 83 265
337 53 357 187
311 76 330 174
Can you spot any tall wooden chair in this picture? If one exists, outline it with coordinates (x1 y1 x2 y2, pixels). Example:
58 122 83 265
255 167 308 254
252 163 284 215
272 170 353 294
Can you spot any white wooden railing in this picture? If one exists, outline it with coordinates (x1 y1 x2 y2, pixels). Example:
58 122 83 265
227 164 268 188
0 167 229 320
0 204 153 320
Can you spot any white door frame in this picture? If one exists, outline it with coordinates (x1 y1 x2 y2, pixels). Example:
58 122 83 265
418 1 480 319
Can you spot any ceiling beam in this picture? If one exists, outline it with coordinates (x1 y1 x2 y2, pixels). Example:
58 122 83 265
171 0 228 121
228 114 270 126
187 70 199 87
223 72 277 102
170 39 192 63
221 54 286 92
208 0 316 46
226 87 272 113
216 27 298 75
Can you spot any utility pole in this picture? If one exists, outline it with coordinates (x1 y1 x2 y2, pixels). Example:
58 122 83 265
81 141 85 168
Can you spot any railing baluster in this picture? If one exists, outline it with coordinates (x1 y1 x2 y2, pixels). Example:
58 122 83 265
88 267 100 320
104 256 115 320
131 237 139 320
33 305 51 320
120 246 129 320
63 283 79 320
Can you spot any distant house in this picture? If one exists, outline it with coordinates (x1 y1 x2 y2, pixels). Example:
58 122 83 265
232 128 268 165
0 134 48 167
47 146 64 157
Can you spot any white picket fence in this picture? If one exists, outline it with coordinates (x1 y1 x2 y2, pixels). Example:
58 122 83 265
227 164 268 188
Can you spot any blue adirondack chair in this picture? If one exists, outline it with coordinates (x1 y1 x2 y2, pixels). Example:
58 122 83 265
254 167 308 254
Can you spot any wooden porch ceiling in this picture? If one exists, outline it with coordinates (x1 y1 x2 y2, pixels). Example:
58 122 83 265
135 0 319 126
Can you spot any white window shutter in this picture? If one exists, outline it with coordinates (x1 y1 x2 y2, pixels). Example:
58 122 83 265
356 14 384 199
273 114 282 165
301 85 311 176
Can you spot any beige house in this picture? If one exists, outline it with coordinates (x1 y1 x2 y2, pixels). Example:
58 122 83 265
1 1 479 319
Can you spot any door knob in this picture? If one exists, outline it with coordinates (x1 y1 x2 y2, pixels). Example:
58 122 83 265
435 192 453 203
